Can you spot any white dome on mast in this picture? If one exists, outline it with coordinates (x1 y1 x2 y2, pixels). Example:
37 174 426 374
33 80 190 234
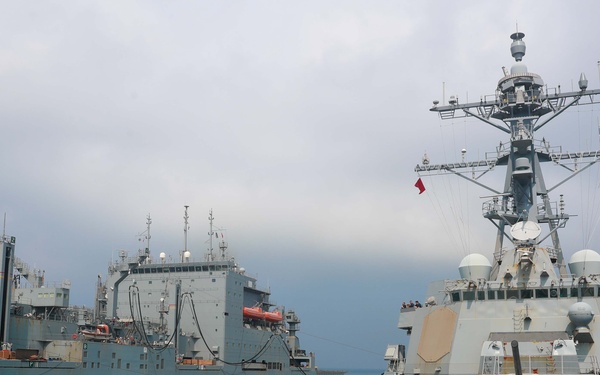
458 254 492 281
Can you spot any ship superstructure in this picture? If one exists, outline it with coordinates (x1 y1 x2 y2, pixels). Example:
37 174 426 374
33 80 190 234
0 209 316 375
384 32 600 375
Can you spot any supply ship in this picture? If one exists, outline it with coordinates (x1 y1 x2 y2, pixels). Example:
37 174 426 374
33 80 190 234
383 31 600 375
0 208 317 374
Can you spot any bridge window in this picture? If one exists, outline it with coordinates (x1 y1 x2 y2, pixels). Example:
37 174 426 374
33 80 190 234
487 291 496 300
521 290 533 299
497 290 505 299
560 288 569 297
582 287 594 297
535 289 549 298
463 291 475 301
507 290 519 299
451 292 460 302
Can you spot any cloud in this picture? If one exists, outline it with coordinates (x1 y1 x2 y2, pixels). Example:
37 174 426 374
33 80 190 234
2 1 600 370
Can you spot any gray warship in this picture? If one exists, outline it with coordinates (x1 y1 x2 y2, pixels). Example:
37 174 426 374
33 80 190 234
384 32 600 375
0 208 317 374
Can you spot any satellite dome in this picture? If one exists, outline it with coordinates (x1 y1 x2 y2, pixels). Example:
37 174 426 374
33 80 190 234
510 62 528 75
459 253 492 281
568 302 594 328
568 249 600 277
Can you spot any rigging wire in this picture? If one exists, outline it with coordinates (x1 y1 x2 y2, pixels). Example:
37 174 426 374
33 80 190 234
576 103 600 249
463 116 472 254
298 331 381 356
434 115 476 257
428 117 468 257
584 109 600 248
577 103 587 248
450 119 468 254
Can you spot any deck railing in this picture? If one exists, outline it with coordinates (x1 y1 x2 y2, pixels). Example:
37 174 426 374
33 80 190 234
480 355 599 375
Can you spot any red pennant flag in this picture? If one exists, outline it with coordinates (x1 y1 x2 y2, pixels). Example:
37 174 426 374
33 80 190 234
415 178 425 194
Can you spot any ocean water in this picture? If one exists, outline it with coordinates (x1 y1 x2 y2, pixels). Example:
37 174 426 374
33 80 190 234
342 369 382 375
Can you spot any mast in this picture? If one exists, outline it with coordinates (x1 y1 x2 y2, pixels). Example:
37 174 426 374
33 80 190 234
145 213 151 256
419 32 600 278
183 205 189 262
207 209 214 261
137 213 152 263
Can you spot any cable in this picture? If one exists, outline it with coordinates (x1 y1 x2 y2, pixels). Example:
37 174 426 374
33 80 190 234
128 284 179 352
126 287 300 371
185 292 278 366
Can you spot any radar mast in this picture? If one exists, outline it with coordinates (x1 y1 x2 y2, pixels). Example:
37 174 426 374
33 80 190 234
420 31 600 278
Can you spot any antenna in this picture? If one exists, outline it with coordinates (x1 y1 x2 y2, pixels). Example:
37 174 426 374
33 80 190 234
183 205 189 262
219 233 228 260
207 209 214 261
442 81 446 105
136 214 152 262
146 214 151 253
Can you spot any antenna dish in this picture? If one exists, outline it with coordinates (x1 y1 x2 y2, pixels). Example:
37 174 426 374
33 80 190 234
510 220 541 241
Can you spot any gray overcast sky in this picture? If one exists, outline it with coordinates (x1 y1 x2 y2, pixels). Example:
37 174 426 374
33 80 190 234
2 1 600 370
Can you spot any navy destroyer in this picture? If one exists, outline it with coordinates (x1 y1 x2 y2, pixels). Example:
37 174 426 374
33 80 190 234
384 32 600 375
0 208 317 374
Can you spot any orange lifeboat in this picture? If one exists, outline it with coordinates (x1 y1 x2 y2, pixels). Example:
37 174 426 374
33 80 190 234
243 307 265 320
264 310 282 322
80 324 111 341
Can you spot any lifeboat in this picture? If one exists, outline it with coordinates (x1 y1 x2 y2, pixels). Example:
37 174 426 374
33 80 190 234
264 310 282 322
243 307 265 320
81 324 111 341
